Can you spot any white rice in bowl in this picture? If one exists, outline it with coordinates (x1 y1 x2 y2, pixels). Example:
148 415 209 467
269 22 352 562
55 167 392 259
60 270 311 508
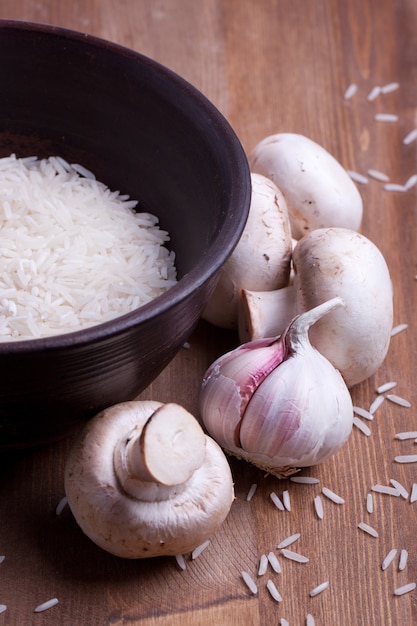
0 154 177 341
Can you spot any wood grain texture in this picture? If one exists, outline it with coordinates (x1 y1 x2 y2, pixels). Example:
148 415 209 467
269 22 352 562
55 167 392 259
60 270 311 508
0 0 417 624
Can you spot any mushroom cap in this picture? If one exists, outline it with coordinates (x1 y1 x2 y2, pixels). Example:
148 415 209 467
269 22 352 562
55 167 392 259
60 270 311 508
249 133 363 240
292 227 393 386
202 172 292 328
64 401 235 558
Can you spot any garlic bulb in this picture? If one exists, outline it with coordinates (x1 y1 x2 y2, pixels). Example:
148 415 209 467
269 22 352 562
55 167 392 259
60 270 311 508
199 298 353 477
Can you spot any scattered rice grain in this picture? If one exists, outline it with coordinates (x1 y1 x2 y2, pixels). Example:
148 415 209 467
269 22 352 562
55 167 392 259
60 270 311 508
282 489 291 511
314 495 324 519
377 381 397 393
390 479 408 499
353 416 371 436
358 522 378 538
347 170 369 184
0 605 6 614
386 394 411 408
395 455 417 464
366 493 374 514
382 548 397 571
374 113 399 122
241 571 258 594
280 619 289 626
277 533 301 549
270 492 285 511
381 82 400 94
395 431 417 440
258 554 268 576
394 582 416 596
309 581 329 597
55 495 68 516
191 539 210 560
384 183 407 192
404 175 417 190
306 614 315 626
410 483 417 503
34 598 59 613
0 556 5 564
267 551 282 574
367 85 381 101
266 579 283 602
175 554 187 571
367 169 390 182
371 484 400 497
322 487 345 504
391 324 408 336
246 483 258 502
281 549 309 563
353 406 374 420
344 83 358 99
369 395 385 414
290 476 319 484
403 128 417 145
399 549 408 571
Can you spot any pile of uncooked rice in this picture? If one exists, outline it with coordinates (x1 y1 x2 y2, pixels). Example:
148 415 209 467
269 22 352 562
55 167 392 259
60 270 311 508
0 154 177 341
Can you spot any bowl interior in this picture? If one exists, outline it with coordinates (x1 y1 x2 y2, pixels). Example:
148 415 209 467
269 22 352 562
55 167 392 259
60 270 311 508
0 20 249 303
0 21 251 447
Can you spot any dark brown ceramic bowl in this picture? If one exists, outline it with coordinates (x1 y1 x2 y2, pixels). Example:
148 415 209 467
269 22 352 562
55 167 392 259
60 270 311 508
0 20 251 448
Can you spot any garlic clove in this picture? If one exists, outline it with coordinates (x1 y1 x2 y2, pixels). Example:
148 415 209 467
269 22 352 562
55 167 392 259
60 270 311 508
238 350 353 468
200 337 286 449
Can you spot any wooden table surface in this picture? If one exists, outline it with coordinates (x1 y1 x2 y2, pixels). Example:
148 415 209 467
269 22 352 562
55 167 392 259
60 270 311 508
1 1 417 624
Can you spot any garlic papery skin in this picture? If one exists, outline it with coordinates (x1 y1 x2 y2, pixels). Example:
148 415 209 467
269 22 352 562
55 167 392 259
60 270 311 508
200 298 353 478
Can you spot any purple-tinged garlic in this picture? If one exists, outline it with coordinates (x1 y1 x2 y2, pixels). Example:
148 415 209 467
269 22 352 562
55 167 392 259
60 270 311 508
200 298 353 478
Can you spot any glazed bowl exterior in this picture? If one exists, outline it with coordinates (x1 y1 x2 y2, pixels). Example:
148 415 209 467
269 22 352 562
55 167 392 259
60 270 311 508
0 21 251 447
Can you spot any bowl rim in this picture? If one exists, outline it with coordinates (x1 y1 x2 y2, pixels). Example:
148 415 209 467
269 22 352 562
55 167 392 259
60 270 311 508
0 19 251 354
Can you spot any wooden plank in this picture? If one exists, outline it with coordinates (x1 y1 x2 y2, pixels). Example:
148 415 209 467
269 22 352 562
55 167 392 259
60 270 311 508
0 0 417 624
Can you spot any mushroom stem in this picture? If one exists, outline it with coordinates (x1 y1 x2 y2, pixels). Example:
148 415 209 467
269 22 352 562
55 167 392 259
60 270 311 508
238 228 394 387
238 284 297 343
113 403 206 501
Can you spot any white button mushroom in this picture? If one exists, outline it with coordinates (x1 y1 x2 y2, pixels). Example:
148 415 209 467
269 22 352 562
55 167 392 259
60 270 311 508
202 172 292 329
238 228 393 387
64 400 235 558
249 133 363 240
